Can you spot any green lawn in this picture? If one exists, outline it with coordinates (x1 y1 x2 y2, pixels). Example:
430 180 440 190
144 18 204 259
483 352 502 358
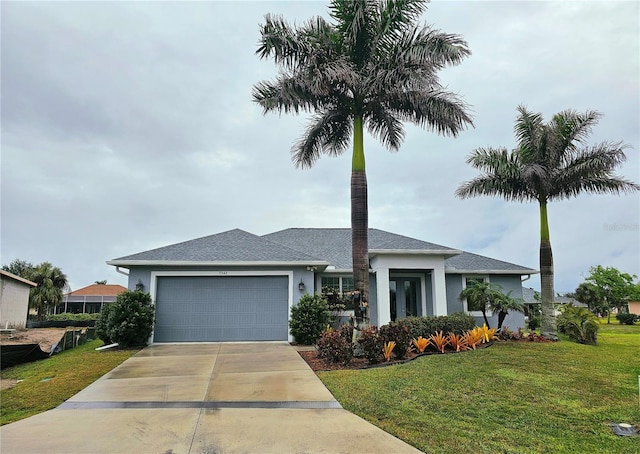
1 340 139 425
318 324 640 454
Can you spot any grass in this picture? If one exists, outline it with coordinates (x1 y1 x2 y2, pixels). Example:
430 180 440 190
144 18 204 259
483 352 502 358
1 340 139 425
318 324 640 454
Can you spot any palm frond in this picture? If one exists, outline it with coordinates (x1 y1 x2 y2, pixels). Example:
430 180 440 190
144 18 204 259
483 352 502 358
456 148 534 201
514 105 544 156
252 75 324 114
378 0 427 37
388 89 473 136
292 109 352 169
400 26 471 68
549 142 640 199
364 106 404 150
257 14 311 70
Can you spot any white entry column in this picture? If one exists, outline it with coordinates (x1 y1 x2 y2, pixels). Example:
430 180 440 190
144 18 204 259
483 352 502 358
432 262 448 316
375 267 391 327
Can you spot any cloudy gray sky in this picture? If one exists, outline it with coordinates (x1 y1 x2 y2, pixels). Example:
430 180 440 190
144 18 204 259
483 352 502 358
2 1 638 295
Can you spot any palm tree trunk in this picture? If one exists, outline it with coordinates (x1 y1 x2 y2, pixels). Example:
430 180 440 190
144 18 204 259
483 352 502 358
351 114 369 325
539 200 557 340
481 308 490 328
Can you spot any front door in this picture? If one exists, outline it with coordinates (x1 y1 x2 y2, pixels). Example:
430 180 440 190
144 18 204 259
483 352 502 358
389 277 421 322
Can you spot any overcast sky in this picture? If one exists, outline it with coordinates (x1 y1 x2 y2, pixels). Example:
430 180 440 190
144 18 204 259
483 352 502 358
2 1 638 295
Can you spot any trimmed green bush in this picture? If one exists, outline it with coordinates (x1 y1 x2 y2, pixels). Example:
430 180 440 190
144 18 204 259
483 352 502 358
47 313 100 322
557 305 599 345
289 294 331 345
403 313 476 339
317 324 353 365
380 320 412 359
96 290 154 347
615 313 639 325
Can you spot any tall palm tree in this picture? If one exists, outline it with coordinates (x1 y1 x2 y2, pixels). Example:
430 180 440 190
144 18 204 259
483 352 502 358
27 262 68 319
456 106 639 339
253 0 472 320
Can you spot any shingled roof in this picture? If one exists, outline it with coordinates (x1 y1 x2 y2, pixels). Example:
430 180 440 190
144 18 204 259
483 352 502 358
108 229 326 265
444 251 537 274
263 228 459 270
108 227 537 275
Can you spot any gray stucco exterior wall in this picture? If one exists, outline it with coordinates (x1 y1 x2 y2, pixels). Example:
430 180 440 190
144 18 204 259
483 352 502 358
445 274 526 331
445 274 465 314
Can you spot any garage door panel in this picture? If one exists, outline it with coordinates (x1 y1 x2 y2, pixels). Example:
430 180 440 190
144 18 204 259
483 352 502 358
154 276 289 342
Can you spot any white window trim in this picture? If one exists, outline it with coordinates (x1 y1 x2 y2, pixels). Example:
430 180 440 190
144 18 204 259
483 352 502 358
461 275 492 317
319 275 354 294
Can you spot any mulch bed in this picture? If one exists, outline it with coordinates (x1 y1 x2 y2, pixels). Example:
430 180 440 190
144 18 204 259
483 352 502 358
297 346 496 372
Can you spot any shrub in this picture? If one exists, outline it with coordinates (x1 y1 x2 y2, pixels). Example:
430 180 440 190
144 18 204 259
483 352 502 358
316 324 353 365
616 313 639 325
289 294 331 345
380 321 412 359
95 303 115 344
527 315 541 330
403 313 476 339
557 305 599 345
357 326 384 363
96 290 154 347
46 313 100 321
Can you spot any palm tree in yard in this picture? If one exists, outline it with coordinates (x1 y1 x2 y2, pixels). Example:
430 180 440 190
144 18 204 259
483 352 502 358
489 291 525 332
28 262 68 319
456 106 639 339
253 0 472 322
459 280 502 328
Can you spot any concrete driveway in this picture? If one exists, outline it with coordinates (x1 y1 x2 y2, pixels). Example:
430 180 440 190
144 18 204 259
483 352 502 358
1 342 422 453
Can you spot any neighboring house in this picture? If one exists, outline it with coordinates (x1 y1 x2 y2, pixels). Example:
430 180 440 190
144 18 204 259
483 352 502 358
107 228 538 343
0 270 37 329
55 284 128 314
627 301 640 316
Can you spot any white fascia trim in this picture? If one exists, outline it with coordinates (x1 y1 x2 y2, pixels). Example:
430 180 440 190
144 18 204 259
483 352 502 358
370 249 462 257
107 260 329 268
446 269 539 275
149 270 296 342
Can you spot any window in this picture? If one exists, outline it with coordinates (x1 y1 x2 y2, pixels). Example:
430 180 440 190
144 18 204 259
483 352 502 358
321 276 353 293
463 276 488 312
342 277 354 292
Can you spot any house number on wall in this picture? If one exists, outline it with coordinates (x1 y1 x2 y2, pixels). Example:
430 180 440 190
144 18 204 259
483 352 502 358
219 271 228 275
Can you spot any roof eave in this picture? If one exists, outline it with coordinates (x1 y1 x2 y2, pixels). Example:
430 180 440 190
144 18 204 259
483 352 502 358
369 249 462 258
0 270 37 287
445 268 539 275
106 260 330 270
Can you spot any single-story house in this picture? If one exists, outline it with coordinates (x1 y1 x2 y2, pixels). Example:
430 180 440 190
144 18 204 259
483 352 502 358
627 301 640 316
0 270 37 329
54 283 128 314
107 228 538 343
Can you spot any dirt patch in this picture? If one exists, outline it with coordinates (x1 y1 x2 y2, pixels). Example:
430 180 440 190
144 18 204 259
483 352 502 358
1 378 19 391
0 328 68 353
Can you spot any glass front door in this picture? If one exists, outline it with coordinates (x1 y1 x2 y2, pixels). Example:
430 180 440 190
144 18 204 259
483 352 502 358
389 277 421 321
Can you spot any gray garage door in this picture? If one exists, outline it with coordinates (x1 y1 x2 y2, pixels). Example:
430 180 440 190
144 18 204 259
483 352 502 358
154 275 289 342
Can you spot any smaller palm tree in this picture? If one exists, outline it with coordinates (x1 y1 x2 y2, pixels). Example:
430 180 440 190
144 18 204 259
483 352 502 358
459 280 504 328
489 291 525 331
27 262 68 319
